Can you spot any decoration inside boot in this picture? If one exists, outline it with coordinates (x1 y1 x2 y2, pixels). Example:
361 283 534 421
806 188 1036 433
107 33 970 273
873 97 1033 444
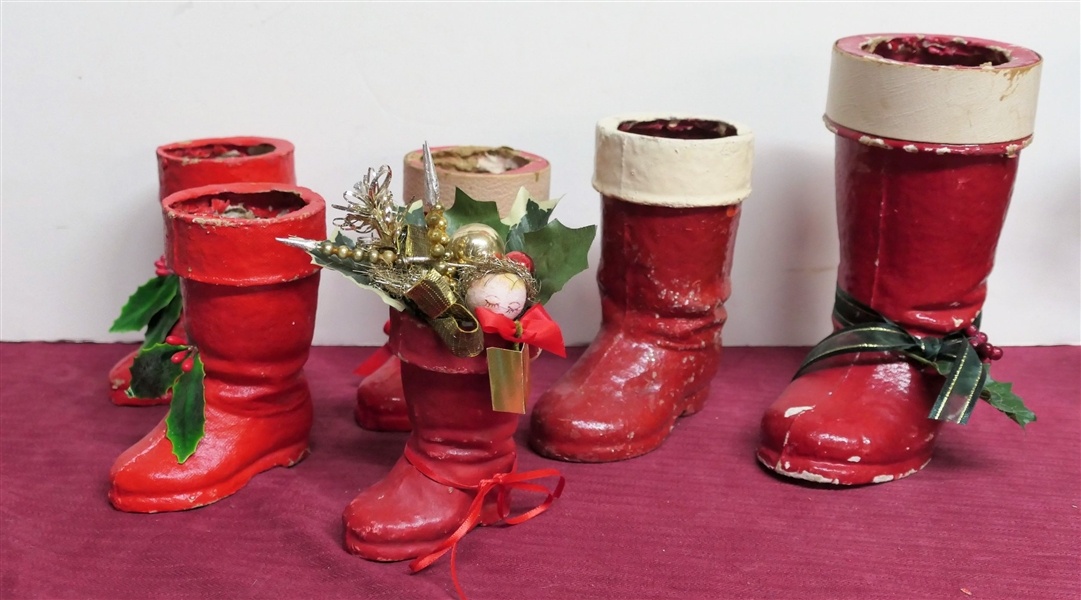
175 190 305 219
162 142 276 160
618 118 738 140
865 36 1010 67
430 146 531 174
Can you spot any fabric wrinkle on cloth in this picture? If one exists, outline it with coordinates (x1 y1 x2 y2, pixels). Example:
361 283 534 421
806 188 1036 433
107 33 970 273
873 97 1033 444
1 343 1078 599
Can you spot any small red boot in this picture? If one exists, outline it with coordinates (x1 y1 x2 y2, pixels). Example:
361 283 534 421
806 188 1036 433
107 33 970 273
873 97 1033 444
109 182 325 512
344 311 553 564
354 146 552 432
758 34 1042 485
109 137 297 406
530 114 754 462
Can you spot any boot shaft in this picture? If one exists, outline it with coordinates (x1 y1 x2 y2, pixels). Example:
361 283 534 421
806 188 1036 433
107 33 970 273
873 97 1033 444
591 114 753 348
392 312 519 487
163 183 325 400
157 137 296 200
825 34 1042 335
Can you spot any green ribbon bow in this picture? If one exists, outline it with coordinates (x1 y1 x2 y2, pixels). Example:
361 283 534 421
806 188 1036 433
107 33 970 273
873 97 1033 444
795 287 1035 427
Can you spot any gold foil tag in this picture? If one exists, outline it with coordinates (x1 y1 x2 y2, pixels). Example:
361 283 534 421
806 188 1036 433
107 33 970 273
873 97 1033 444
487 346 531 414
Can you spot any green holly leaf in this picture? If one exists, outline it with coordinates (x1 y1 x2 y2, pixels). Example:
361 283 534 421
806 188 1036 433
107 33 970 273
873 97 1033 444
110 275 180 333
981 376 1036 428
403 200 426 227
507 199 555 252
165 352 206 463
128 343 186 399
142 294 183 349
444 188 509 238
521 219 597 304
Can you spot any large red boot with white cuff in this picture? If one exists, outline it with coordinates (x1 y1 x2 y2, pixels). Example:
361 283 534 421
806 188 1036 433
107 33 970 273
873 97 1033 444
529 115 754 462
758 34 1042 485
109 137 297 407
354 146 552 432
109 182 324 512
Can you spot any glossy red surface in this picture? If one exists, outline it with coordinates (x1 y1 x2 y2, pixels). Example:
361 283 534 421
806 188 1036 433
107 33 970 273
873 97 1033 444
343 311 521 561
109 137 297 407
530 197 741 462
354 356 409 431
758 131 1024 485
108 183 325 512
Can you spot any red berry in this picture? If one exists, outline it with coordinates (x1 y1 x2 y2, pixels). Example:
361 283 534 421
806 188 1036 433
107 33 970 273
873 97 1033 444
963 325 978 337
990 346 1004 360
170 350 188 363
969 338 980 348
506 251 534 273
382 320 392 336
181 356 194 373
976 342 993 358
976 332 989 343
165 335 185 346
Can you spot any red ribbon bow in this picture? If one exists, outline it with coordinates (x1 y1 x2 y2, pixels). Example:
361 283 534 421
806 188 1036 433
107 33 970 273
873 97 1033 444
475 305 566 358
406 451 565 600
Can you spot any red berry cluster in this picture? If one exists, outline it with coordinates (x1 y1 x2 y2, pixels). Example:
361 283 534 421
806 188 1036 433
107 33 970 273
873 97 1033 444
505 251 534 273
964 325 1003 363
166 336 196 373
154 255 171 277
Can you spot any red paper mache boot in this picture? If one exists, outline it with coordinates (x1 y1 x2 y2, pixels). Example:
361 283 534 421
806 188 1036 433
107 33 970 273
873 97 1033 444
109 182 324 512
280 148 576 596
354 146 552 432
109 137 297 407
530 114 754 462
758 34 1042 485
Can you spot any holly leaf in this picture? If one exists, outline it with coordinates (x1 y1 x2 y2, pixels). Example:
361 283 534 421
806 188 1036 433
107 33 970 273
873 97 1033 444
521 219 597 304
165 353 206 463
403 200 426 227
110 275 180 333
128 343 185 399
142 294 183 349
981 376 1036 428
444 188 509 238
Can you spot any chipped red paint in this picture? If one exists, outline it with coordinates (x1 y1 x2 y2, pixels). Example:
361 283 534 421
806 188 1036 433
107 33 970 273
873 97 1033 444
530 197 741 462
108 183 324 513
109 137 297 407
344 311 526 559
757 122 1028 486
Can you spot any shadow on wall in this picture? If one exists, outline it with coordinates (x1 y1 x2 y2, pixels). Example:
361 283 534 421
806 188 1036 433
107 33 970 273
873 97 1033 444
726 145 837 347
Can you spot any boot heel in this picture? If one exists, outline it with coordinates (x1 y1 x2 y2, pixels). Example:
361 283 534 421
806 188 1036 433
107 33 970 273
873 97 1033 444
680 388 710 417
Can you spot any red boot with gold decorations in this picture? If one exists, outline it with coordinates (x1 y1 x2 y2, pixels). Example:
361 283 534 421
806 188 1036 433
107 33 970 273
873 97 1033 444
354 146 552 432
758 34 1040 485
109 182 324 512
530 114 755 462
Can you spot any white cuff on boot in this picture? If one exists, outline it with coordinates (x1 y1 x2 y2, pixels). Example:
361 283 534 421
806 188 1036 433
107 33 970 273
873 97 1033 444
593 113 755 208
826 34 1042 145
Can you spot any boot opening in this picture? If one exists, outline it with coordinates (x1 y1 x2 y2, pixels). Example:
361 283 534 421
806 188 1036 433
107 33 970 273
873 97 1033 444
865 35 1010 67
618 118 738 140
173 190 306 219
163 143 277 160
430 146 531 174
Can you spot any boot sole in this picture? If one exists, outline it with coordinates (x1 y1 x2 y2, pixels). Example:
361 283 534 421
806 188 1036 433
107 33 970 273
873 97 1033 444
530 388 709 463
108 441 310 513
756 446 931 486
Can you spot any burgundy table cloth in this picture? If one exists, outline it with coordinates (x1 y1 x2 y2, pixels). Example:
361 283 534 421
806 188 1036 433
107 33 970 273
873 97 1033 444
1 343 1078 599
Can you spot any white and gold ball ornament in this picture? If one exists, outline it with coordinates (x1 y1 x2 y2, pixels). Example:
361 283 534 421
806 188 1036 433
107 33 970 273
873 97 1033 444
465 272 527 320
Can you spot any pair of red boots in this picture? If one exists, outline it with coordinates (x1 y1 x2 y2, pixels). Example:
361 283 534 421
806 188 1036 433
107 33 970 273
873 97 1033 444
361 34 1043 488
108 141 561 585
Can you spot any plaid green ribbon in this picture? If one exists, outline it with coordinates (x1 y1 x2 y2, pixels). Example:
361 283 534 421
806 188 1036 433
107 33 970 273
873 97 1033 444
795 287 989 424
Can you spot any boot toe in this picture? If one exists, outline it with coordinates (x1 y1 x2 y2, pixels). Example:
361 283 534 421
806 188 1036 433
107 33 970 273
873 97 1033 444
343 458 476 562
758 360 940 485
355 358 410 432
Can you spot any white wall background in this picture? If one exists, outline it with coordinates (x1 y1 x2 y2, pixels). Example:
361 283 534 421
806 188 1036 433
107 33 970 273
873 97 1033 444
3 3 1078 347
